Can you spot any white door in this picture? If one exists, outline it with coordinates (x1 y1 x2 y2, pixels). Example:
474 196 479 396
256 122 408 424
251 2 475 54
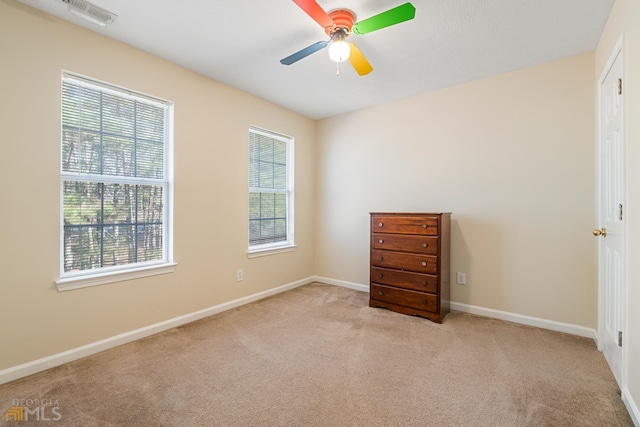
596 44 625 386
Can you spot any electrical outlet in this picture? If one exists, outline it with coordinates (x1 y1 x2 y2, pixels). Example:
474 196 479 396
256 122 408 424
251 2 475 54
236 269 243 282
456 272 466 285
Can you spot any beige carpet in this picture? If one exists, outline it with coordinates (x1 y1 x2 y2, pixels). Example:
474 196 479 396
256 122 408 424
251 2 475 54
0 283 633 426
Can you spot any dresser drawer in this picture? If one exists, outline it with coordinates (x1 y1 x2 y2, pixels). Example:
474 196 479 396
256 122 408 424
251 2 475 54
371 267 438 294
371 215 439 236
370 283 438 313
371 250 438 275
371 233 438 255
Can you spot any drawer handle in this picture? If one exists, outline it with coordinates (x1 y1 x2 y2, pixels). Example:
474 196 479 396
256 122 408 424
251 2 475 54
378 291 383 296
422 281 428 286
378 273 383 279
421 261 427 267
422 243 428 248
378 257 384 262
378 239 384 244
422 224 428 229
422 299 428 305
378 222 384 228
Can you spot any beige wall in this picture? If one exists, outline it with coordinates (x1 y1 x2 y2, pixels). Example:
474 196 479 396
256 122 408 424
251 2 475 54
316 52 596 327
0 2 316 370
596 0 640 419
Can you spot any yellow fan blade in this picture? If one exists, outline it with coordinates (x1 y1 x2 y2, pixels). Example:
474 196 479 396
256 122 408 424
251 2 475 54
348 43 373 76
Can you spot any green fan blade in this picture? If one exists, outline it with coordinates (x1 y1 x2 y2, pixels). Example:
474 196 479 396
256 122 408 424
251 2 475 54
352 3 416 35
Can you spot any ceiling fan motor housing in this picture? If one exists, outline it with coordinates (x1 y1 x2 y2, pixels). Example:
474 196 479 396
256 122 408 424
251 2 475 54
325 9 355 36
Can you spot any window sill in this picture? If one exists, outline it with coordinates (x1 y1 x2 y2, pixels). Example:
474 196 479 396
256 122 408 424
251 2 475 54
247 245 297 258
56 263 177 291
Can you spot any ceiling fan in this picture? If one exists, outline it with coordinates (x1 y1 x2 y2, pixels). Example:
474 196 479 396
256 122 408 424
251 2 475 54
281 0 416 76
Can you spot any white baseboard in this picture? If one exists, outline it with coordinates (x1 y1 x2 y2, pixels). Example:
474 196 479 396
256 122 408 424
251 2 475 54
623 388 640 427
312 276 369 293
0 276 315 385
450 301 597 341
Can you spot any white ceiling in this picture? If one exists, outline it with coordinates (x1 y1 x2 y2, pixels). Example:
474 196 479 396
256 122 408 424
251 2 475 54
16 0 614 119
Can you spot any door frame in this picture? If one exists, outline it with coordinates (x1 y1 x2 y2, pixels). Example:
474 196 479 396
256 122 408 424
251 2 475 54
596 34 627 389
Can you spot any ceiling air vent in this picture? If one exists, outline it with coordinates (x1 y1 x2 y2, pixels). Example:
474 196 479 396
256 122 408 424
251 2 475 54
63 0 117 26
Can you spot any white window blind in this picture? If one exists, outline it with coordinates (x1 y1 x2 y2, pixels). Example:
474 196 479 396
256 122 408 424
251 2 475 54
60 73 173 281
248 127 294 251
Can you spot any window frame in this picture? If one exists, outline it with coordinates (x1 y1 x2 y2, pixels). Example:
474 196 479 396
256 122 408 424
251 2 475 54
248 126 295 257
56 72 175 291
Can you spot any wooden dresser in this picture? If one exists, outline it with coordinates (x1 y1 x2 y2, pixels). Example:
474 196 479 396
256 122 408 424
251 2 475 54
369 212 451 323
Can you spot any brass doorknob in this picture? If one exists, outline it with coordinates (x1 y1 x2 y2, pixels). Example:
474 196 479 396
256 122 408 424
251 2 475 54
593 228 607 237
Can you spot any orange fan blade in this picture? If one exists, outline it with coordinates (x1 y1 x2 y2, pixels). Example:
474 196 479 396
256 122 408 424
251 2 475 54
348 43 373 76
292 0 334 29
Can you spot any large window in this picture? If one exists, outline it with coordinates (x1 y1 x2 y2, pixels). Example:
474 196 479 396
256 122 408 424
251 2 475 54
58 72 174 289
248 127 294 253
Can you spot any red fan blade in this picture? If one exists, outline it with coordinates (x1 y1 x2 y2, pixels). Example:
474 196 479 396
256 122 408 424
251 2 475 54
292 0 335 29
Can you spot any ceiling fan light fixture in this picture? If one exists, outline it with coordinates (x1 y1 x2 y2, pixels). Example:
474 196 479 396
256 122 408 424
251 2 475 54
328 31 350 63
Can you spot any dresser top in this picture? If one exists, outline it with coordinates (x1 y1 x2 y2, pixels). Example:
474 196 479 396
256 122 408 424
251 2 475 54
370 212 452 215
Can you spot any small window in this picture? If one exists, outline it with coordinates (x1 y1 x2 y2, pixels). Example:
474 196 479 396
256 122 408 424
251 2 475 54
58 72 174 289
248 127 294 254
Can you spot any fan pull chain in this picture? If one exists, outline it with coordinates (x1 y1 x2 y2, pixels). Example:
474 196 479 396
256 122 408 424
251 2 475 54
336 61 340 76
